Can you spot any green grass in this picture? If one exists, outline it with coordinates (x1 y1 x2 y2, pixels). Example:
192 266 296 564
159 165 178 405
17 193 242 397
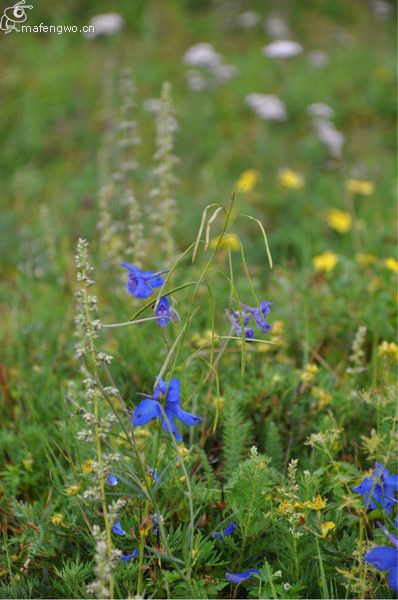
0 0 397 598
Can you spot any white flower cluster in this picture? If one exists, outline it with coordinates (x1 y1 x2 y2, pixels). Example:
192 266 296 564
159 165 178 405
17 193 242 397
263 39 302 60
183 43 238 91
245 93 287 122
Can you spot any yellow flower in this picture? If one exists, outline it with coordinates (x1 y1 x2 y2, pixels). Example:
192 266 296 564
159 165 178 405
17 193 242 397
66 485 79 496
82 459 95 474
278 500 294 514
378 341 398 361
312 387 332 409
177 444 190 458
300 363 319 384
308 496 327 510
51 513 64 525
236 169 259 192
345 179 374 196
209 233 240 251
383 257 398 273
312 251 339 273
356 253 376 267
321 521 336 537
326 209 352 234
278 167 304 190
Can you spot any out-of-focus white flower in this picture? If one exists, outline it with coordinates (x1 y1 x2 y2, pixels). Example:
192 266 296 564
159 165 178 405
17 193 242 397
143 99 161 113
264 15 289 38
313 118 345 158
84 13 124 39
183 43 221 68
372 0 392 16
186 70 208 91
246 94 287 122
263 39 302 59
237 11 261 28
210 63 238 82
307 103 335 119
307 50 329 68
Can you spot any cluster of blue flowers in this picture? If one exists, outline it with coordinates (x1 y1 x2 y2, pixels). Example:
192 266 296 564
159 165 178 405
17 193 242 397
121 263 172 327
226 301 271 342
353 462 398 592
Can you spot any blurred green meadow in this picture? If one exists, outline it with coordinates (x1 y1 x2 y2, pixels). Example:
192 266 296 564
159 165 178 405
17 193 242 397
0 0 397 598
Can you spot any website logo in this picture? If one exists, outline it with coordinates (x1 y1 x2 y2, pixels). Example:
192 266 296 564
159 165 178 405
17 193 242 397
0 0 33 34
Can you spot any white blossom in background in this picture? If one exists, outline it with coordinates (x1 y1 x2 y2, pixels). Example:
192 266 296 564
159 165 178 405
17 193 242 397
183 43 221 68
312 118 345 158
263 39 302 59
307 50 329 68
245 93 287 122
307 103 335 119
264 15 290 38
372 0 392 16
183 43 237 91
84 13 124 39
143 98 161 113
237 11 261 28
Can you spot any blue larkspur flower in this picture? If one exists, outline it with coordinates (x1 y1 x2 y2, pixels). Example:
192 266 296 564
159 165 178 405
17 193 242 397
226 309 255 342
213 521 237 539
155 296 171 327
107 474 118 486
120 550 139 561
242 301 272 334
365 525 398 592
353 463 398 513
132 377 202 442
226 569 260 583
112 520 125 536
120 263 166 299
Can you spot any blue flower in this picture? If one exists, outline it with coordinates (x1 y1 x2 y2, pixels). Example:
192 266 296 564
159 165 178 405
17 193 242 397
242 301 272 334
353 463 398 513
226 569 260 583
107 474 118 486
112 521 125 536
365 526 398 592
146 466 159 482
132 377 202 442
155 296 171 327
226 309 255 342
120 263 166 299
120 550 139 561
213 521 237 540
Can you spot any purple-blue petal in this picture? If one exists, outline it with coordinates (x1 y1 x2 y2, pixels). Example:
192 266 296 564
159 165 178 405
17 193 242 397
132 399 161 426
120 550 139 561
155 296 171 327
132 278 154 299
107 474 118 486
213 521 237 539
226 569 260 583
175 405 202 427
387 564 398 592
365 546 397 571
112 521 125 536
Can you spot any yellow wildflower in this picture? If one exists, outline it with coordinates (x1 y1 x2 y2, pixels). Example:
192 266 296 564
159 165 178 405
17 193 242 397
51 514 64 525
345 179 374 196
236 169 259 192
383 257 398 273
312 251 339 273
177 444 190 458
356 253 376 267
308 496 327 510
326 209 352 234
66 485 79 496
301 363 319 384
321 521 336 537
209 233 240 251
82 459 95 474
378 341 398 361
278 500 294 514
278 167 304 190
312 387 332 409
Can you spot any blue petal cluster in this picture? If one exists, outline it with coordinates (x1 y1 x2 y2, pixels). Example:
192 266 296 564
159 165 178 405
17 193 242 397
112 520 125 536
120 550 139 562
213 521 237 539
132 377 202 442
365 526 398 592
155 296 171 327
120 263 165 299
226 301 271 341
353 463 398 513
226 569 260 583
107 474 118 486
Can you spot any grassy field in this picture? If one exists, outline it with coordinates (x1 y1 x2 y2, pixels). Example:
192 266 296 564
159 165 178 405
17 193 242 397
0 1 397 598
